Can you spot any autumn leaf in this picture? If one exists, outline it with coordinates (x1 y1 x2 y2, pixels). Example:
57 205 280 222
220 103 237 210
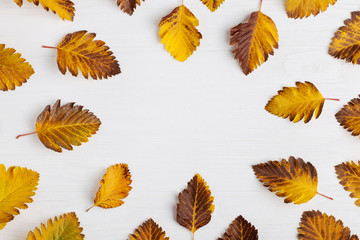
218 215 258 240
117 0 144 15
230 2 278 75
176 174 214 239
329 11 360 65
16 99 101 152
43 30 121 79
335 95 360 138
286 0 336 19
265 81 339 123
200 0 225 12
0 44 34 91
26 212 84 240
0 164 39 230
87 164 132 211
159 4 202 62
335 161 360 207
129 218 169 240
298 210 359 240
252 156 332 204
14 0 75 21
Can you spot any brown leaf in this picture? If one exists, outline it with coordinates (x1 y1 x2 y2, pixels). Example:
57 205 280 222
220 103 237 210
230 11 278 75
176 174 214 237
117 0 144 15
129 218 169 240
335 95 360 138
200 0 225 12
218 215 258 240
298 210 358 240
335 161 360 207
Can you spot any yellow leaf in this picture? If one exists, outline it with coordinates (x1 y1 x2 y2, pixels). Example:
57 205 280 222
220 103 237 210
17 99 101 152
230 11 278 75
335 95 360 138
329 11 360 65
200 0 225 12
129 218 169 240
335 161 360 207
265 81 328 123
0 44 34 91
176 174 214 238
26 212 84 240
218 215 258 240
286 0 336 19
253 156 331 204
159 4 202 62
298 210 358 240
88 164 132 211
0 164 39 230
14 0 75 21
117 0 144 15
44 30 121 79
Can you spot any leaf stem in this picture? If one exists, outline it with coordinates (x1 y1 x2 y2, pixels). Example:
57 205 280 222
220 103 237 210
192 232 195 240
324 98 340 101
42 45 57 49
259 0 263 12
317 192 333 200
86 205 95 212
16 131 37 139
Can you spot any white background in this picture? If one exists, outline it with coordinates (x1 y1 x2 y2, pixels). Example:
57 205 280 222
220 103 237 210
1 0 360 239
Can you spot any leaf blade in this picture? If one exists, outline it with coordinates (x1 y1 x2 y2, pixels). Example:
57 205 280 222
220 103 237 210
117 0 144 15
335 95 360 137
218 215 258 240
129 218 169 240
265 81 325 123
200 0 225 12
335 161 360 207
286 0 337 19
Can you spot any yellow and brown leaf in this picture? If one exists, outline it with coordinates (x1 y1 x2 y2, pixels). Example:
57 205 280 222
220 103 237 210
265 81 325 123
329 11 360 65
176 174 214 235
230 10 278 75
253 156 319 204
336 95 360 138
298 210 358 240
26 212 84 240
286 0 336 19
218 215 258 240
129 218 169 240
159 4 202 62
0 164 39 230
200 0 225 12
89 164 132 210
117 0 144 15
0 44 34 91
34 99 101 152
335 161 360 207
14 0 75 21
49 30 120 79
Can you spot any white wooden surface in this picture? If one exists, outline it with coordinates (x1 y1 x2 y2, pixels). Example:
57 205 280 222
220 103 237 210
1 0 360 239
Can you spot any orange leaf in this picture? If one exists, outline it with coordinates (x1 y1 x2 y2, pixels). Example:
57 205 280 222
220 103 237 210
129 218 169 240
286 0 336 19
336 95 360 138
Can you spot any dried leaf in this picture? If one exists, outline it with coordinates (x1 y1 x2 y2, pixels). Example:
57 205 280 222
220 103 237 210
253 156 326 204
129 218 169 240
200 0 225 12
26 212 84 240
286 0 336 19
117 0 144 15
88 164 132 211
0 44 34 91
14 0 75 21
335 95 360 138
218 215 258 240
0 164 39 230
230 10 278 75
45 30 121 79
265 81 327 123
17 99 101 152
176 174 214 237
159 4 202 62
335 161 360 207
329 11 360 65
298 210 358 240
